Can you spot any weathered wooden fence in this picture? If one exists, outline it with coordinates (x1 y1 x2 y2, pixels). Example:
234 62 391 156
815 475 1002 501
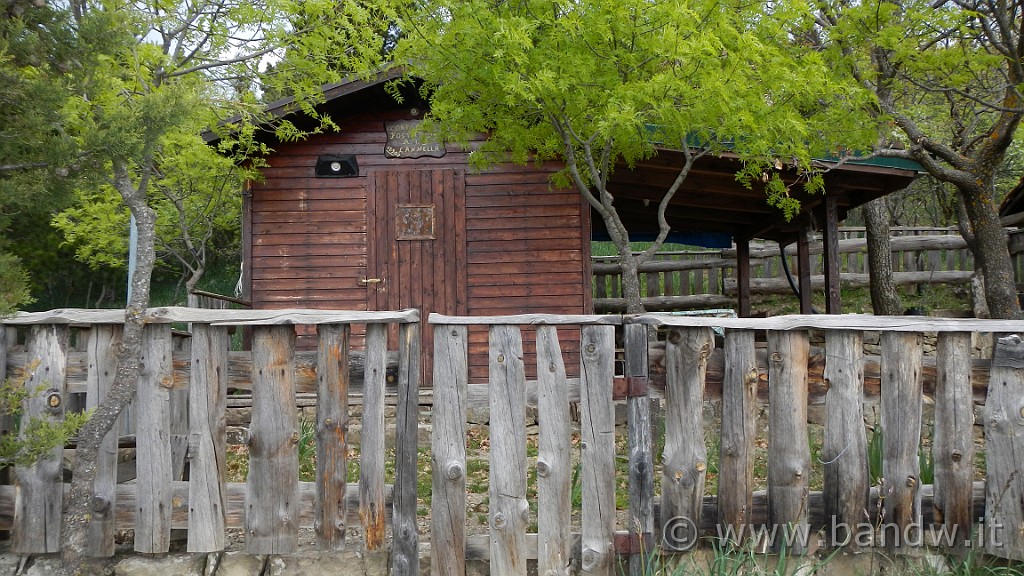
594 227 1024 312
4 308 1024 573
0 308 421 574
428 312 1024 575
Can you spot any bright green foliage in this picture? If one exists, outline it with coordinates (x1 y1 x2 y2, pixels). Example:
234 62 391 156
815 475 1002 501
0 375 90 468
0 252 33 316
814 0 1024 318
1 1 394 307
388 0 878 311
394 0 876 197
52 132 247 287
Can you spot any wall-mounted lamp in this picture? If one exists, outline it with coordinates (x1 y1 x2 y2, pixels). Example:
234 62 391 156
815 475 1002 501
315 154 359 178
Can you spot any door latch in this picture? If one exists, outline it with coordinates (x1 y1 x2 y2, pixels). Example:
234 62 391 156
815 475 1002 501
359 277 385 286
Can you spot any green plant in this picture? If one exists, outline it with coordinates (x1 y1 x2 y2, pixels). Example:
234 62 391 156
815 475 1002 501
867 425 935 486
916 545 1024 576
0 373 90 468
570 461 583 508
297 418 316 481
869 425 884 485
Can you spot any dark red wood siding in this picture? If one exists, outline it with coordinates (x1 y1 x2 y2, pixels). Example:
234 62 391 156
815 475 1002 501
246 107 589 380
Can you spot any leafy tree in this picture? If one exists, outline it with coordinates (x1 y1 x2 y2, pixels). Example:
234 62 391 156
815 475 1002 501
51 131 244 302
389 0 879 313
2 1 395 571
0 2 91 313
815 0 1024 319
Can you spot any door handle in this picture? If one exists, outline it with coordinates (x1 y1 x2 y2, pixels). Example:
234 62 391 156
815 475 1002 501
359 277 385 286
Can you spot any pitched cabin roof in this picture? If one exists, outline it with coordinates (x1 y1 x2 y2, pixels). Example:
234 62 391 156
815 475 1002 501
225 69 921 246
1002 177 1024 222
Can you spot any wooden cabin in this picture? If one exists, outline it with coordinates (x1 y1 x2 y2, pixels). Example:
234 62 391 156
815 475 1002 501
229 69 922 379
236 70 590 380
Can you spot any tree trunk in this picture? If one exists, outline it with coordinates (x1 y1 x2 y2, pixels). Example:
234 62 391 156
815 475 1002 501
619 256 646 314
958 181 1021 319
60 162 158 574
862 197 903 315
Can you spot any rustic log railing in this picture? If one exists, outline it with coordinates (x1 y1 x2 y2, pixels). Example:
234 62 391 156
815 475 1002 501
0 307 421 574
593 227 1024 312
4 309 1024 571
428 312 1024 574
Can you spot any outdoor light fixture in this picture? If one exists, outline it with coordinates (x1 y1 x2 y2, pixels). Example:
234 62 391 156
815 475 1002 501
315 154 359 177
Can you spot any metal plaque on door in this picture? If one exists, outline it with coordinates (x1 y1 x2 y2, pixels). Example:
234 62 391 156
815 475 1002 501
396 204 435 240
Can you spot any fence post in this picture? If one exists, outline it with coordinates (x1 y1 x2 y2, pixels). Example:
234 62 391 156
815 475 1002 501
187 323 229 553
315 323 350 551
580 325 615 576
717 329 757 545
392 322 421 575
536 326 571 576
767 329 810 554
0 325 7 441
489 325 528 576
431 324 468 576
625 322 653 574
822 330 868 548
135 323 173 554
360 323 388 550
662 327 713 553
12 324 68 554
246 324 298 554
985 334 1024 560
880 331 923 550
85 325 123 557
933 332 974 547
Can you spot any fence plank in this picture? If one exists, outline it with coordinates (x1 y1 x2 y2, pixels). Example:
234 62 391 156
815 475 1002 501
662 327 713 552
315 324 350 551
985 334 1024 560
360 323 388 550
580 325 615 576
880 331 923 550
717 329 757 545
822 330 868 548
933 332 974 547
0 325 8 496
489 325 528 576
625 322 653 576
767 330 810 554
187 324 229 552
431 325 469 576
246 325 298 554
134 324 174 554
86 325 122 557
392 322 421 576
536 326 571 576
12 325 68 554
170 336 190 482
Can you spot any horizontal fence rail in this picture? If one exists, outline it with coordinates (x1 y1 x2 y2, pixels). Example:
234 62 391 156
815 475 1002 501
0 308 421 575
593 227 1024 312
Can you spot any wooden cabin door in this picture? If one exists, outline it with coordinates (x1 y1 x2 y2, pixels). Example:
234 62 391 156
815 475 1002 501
366 169 467 379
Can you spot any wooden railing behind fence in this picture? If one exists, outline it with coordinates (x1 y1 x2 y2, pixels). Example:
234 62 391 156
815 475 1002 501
593 227 1024 312
428 313 1024 572
0 308 421 575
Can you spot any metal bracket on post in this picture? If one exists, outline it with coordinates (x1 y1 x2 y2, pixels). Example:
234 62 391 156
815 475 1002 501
612 376 649 400
614 531 655 555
